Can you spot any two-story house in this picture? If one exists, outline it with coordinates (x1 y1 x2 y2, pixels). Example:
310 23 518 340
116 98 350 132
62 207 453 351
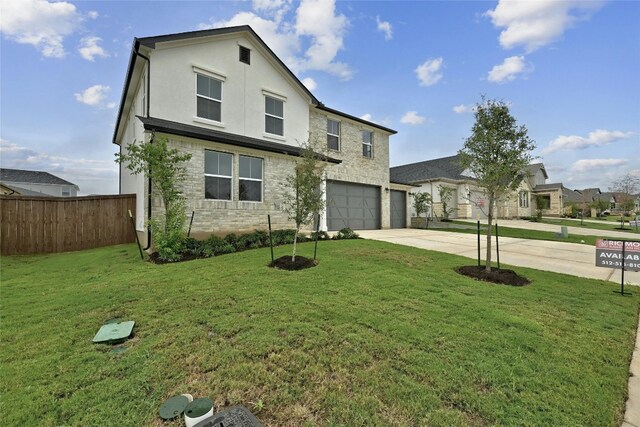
0 168 79 197
113 26 408 246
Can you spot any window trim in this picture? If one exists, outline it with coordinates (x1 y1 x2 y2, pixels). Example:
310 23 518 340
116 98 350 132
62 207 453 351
195 72 223 124
238 155 263 203
362 130 373 158
264 94 285 137
519 191 529 208
204 149 233 201
327 119 340 151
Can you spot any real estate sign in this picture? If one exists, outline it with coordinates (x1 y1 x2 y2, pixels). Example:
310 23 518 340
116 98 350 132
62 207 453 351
595 239 640 271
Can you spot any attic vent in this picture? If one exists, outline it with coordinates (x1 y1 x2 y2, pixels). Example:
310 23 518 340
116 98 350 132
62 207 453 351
239 46 250 65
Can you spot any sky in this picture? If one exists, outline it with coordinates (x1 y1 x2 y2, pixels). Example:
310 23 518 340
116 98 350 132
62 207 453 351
1 0 639 195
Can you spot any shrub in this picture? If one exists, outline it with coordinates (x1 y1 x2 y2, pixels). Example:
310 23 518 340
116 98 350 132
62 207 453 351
206 235 235 255
183 237 214 258
333 227 360 240
224 233 239 250
149 219 186 262
271 229 297 245
311 230 330 241
237 230 269 250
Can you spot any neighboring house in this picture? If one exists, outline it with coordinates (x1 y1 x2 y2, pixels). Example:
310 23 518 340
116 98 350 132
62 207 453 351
390 155 565 221
113 25 407 245
0 168 79 197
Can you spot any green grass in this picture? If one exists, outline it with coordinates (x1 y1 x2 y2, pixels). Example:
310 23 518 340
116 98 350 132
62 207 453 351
538 217 640 234
445 222 599 245
1 241 638 426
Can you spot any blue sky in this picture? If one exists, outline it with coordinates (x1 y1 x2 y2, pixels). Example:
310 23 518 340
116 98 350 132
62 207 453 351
1 0 638 195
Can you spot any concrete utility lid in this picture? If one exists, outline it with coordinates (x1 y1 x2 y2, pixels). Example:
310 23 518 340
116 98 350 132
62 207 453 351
92 321 135 344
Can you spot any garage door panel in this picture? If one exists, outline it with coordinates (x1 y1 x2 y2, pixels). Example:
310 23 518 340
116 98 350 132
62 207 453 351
327 180 380 231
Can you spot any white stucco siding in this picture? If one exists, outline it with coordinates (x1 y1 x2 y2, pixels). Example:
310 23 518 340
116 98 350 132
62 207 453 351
149 35 311 146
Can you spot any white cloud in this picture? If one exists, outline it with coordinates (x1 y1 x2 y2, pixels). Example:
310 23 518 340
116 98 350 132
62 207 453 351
453 104 475 114
205 0 352 80
0 139 119 195
487 55 528 83
78 36 109 61
0 0 82 58
571 159 628 173
74 85 112 107
400 111 426 125
485 0 603 53
544 130 636 154
360 113 373 122
301 77 317 91
415 57 443 87
376 16 392 40
88 11 99 19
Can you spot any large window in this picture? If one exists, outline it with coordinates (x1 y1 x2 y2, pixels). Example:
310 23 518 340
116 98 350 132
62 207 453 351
538 195 551 210
265 96 284 136
239 156 263 202
204 150 232 200
327 119 340 151
362 131 373 158
196 74 222 122
519 191 529 208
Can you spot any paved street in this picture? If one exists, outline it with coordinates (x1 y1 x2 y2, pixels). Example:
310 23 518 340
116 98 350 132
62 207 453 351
358 228 640 286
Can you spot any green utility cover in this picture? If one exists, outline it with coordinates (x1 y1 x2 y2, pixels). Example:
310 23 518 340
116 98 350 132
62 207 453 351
185 398 214 419
92 321 135 344
159 395 189 420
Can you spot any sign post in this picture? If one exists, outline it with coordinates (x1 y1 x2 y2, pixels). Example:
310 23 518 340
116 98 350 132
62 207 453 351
595 239 640 295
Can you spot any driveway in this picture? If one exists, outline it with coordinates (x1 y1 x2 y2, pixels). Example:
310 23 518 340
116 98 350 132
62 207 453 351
358 229 640 286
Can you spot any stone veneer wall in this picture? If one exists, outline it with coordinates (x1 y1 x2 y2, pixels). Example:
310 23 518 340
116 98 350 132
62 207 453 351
309 110 391 228
149 134 301 238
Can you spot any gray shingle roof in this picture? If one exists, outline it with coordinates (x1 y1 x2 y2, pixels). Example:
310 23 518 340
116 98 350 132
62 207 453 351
562 188 583 203
533 182 563 191
0 168 77 186
0 183 52 196
390 154 471 183
526 163 548 180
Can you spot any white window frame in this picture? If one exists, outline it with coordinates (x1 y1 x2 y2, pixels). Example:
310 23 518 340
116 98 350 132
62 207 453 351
519 191 529 208
264 93 285 138
327 119 340 151
362 130 373 158
238 155 263 203
195 72 223 125
204 150 233 201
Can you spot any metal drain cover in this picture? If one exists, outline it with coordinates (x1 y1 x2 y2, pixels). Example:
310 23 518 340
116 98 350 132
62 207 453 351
193 405 263 427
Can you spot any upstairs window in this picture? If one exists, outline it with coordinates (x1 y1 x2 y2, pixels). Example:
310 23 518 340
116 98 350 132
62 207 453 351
204 150 232 200
362 130 373 158
265 96 284 136
239 46 251 64
239 156 263 202
327 119 340 151
196 74 222 122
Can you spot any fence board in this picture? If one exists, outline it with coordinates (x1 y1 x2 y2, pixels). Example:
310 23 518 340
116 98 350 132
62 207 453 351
0 194 136 255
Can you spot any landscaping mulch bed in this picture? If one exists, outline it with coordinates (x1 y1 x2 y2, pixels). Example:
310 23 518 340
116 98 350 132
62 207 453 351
456 265 531 286
148 252 203 264
269 255 318 270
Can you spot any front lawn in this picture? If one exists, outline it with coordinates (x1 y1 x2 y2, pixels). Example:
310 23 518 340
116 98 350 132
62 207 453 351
1 241 638 426
443 222 599 245
539 217 640 234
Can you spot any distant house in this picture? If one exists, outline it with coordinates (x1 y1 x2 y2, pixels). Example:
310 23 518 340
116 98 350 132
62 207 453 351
0 168 79 197
390 155 565 221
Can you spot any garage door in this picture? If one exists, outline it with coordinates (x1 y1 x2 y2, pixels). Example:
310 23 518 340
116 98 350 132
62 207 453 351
390 190 406 228
469 190 488 219
327 180 380 230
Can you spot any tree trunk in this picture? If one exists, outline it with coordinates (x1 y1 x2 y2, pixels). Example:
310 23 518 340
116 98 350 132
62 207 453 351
485 197 494 273
292 228 299 262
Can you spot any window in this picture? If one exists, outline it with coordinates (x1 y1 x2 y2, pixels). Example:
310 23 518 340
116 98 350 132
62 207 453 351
327 119 340 151
204 150 232 200
62 190 70 197
196 74 222 122
538 195 551 210
265 96 284 136
239 156 263 202
239 46 250 64
362 131 373 158
519 191 529 208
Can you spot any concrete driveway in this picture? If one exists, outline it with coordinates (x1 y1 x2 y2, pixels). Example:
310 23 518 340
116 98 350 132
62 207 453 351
358 229 640 286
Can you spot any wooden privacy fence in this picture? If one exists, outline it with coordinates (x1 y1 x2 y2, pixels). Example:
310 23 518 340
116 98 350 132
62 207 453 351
0 194 136 255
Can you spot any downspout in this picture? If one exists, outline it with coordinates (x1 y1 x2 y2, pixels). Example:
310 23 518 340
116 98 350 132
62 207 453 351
134 49 152 250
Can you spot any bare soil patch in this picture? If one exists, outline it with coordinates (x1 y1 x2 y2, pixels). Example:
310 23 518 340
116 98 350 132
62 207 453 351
269 255 318 270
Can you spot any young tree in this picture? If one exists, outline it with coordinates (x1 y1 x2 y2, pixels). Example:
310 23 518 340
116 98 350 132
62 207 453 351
283 141 327 262
438 185 456 220
115 135 192 261
459 98 536 272
611 173 640 217
532 194 546 222
590 198 609 218
412 192 432 228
